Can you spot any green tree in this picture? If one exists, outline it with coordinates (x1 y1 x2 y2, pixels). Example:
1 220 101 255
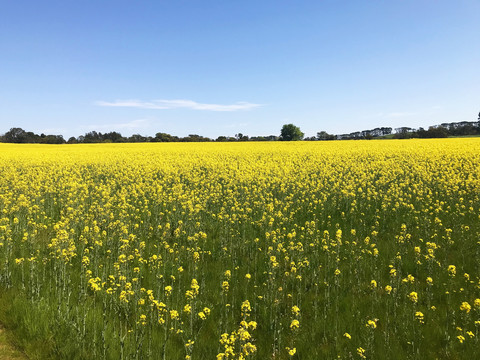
153 132 178 142
316 131 336 141
280 124 304 141
4 127 27 143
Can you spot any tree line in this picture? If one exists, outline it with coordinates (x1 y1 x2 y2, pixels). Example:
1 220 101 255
1 115 479 144
0 128 283 144
321 120 480 141
314 118 480 141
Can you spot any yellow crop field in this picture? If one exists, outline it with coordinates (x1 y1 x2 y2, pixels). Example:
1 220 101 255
0 139 479 359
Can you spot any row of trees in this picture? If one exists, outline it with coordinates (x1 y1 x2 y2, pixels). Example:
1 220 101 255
0 128 66 144
0 128 282 144
316 119 480 141
391 121 480 139
1 116 479 144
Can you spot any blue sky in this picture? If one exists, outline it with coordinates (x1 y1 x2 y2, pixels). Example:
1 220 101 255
1 0 479 139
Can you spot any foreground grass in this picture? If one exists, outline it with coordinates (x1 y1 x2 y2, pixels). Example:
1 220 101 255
0 140 479 359
0 325 27 360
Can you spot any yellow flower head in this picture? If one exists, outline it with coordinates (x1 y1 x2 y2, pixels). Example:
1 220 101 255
408 291 418 303
170 310 179 320
460 302 471 313
290 319 300 330
357 347 366 359
241 300 251 316
415 311 424 324
286 347 296 356
366 319 377 329
448 265 456 276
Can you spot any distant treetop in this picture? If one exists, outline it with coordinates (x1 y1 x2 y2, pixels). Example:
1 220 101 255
280 124 304 141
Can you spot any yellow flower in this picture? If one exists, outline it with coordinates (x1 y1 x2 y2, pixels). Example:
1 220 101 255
242 342 257 355
170 310 179 320
474 298 480 308
191 279 200 293
408 291 418 303
343 332 351 339
415 311 424 324
241 300 251 316
290 319 300 330
460 302 471 313
238 327 251 340
357 347 366 359
448 265 456 276
366 319 377 329
193 252 200 261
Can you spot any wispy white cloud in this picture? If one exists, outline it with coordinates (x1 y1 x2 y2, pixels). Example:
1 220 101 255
96 99 262 112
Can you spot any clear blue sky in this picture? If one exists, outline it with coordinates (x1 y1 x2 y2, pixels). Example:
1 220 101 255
1 0 479 139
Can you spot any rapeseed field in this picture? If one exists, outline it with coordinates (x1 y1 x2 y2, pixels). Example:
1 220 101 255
0 140 479 359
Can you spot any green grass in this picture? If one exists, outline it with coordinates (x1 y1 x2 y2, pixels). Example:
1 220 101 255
0 324 27 360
